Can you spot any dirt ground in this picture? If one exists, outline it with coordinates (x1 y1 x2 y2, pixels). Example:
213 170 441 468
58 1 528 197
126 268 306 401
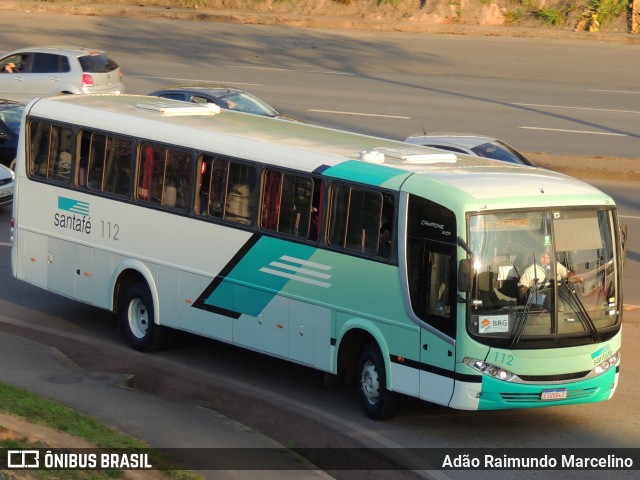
6 0 633 33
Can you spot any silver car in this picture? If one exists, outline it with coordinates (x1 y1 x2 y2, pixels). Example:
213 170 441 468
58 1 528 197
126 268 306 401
0 163 14 207
0 46 124 102
405 133 536 166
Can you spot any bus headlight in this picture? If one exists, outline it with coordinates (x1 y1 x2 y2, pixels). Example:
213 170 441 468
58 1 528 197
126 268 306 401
463 357 516 382
594 350 620 376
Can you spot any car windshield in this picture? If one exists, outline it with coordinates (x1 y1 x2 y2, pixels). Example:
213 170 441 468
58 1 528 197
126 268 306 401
78 54 118 73
0 106 24 135
471 140 534 166
467 209 620 348
219 92 279 117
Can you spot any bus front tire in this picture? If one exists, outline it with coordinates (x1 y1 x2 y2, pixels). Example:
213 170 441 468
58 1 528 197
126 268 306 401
357 343 396 420
120 283 169 352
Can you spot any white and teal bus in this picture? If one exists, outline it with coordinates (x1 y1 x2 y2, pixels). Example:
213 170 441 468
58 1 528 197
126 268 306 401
11 95 623 419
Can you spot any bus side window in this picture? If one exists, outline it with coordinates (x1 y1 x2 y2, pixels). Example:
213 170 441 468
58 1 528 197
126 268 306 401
78 131 132 197
103 137 133 196
137 142 193 211
328 183 394 258
27 120 72 184
224 162 257 225
197 155 257 225
260 169 316 239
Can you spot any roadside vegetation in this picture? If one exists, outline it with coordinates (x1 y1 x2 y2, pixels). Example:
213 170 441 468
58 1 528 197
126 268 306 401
0 383 202 480
22 0 636 33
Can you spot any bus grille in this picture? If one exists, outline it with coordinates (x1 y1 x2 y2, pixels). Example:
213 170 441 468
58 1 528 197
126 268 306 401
500 387 598 403
518 371 590 382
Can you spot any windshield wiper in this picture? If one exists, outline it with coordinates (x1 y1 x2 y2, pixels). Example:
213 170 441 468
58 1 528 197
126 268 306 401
510 283 537 348
560 279 601 343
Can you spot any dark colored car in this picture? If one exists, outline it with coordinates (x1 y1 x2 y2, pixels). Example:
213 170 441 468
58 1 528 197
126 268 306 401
404 133 536 166
0 99 24 170
148 85 299 121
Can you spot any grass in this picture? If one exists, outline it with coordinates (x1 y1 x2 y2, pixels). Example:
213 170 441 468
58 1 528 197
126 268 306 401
0 383 202 480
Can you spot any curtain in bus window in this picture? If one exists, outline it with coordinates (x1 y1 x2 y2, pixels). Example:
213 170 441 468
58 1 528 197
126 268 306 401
207 157 229 218
29 121 51 178
224 163 256 224
261 170 282 231
50 125 73 183
87 133 107 190
164 148 193 210
138 144 164 204
328 184 350 247
103 137 133 196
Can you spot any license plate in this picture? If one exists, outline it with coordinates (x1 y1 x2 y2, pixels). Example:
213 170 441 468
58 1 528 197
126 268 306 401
541 388 568 400
0 187 12 198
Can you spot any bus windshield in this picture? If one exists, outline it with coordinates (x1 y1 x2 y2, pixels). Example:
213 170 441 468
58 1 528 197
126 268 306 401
467 208 620 348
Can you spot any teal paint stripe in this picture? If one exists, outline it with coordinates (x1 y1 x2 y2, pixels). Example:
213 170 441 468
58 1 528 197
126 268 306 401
204 236 319 317
322 160 407 187
58 196 90 215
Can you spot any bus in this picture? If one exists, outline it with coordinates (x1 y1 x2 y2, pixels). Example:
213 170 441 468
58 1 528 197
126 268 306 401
11 95 623 419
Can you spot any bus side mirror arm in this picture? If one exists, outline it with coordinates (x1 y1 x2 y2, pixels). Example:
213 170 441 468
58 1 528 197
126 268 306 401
458 258 470 292
456 235 473 292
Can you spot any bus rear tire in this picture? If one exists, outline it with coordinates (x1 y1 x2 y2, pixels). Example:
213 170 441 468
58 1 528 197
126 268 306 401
120 283 169 352
357 343 396 420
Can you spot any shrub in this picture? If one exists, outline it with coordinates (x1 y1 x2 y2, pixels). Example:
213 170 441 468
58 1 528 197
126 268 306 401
535 7 567 27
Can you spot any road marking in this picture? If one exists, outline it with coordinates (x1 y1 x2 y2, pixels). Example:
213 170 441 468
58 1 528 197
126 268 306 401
132 75 261 86
512 102 640 115
519 126 627 137
225 65 355 76
589 89 640 94
308 109 411 119
0 242 11 247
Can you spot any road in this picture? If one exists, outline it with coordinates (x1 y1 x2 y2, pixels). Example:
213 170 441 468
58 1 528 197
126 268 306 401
1 11 640 159
0 10 639 480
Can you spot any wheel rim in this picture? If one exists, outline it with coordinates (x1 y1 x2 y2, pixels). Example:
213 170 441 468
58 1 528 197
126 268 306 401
128 298 149 339
361 359 380 405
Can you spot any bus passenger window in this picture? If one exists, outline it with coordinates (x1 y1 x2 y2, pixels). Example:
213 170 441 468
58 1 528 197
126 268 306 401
27 120 72 184
137 143 193 211
328 184 394 258
196 155 257 225
260 169 317 238
223 162 256 225
78 131 132 197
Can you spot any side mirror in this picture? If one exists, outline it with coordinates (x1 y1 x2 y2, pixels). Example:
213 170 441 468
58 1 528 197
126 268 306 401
458 259 470 292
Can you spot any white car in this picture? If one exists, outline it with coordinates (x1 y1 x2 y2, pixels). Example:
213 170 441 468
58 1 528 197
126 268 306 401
0 46 124 103
0 163 14 207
